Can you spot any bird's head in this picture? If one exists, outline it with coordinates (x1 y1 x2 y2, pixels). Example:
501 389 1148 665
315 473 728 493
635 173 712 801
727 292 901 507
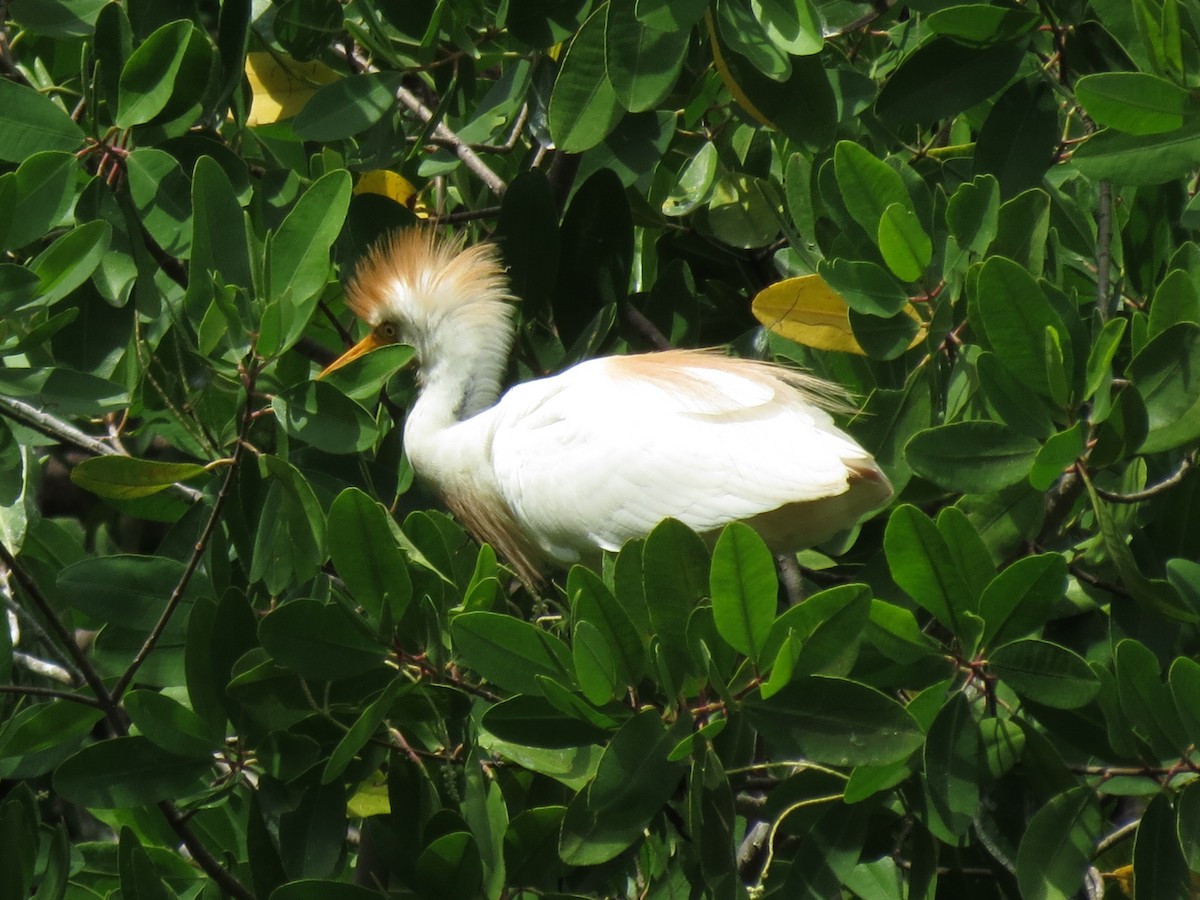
319 228 514 379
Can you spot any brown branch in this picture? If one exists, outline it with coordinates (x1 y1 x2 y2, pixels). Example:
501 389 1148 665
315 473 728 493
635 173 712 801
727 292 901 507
618 301 674 351
1091 453 1195 504
0 543 119 718
110 357 259 703
158 801 255 900
1096 181 1113 319
0 683 106 708
395 85 507 196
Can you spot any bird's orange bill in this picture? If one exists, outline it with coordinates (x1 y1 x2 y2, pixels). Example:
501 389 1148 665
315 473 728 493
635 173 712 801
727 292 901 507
318 333 383 379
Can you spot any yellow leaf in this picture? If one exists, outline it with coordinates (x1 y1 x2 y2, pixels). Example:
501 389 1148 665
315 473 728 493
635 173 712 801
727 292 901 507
751 274 926 356
244 51 339 126
354 170 418 208
347 773 390 818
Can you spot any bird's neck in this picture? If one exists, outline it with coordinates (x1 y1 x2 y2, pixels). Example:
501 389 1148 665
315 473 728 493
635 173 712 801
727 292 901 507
403 310 514 480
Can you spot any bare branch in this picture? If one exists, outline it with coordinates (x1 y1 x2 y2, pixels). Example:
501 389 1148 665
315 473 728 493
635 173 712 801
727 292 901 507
395 85 508 196
1091 453 1195 504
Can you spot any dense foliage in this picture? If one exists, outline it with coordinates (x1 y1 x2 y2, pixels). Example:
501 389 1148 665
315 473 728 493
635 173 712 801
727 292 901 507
2 0 1200 897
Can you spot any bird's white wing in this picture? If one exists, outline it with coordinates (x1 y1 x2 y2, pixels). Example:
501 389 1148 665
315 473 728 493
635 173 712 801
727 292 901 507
485 353 882 564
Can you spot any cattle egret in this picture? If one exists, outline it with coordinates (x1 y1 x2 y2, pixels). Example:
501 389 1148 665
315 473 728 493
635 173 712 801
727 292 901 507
321 229 893 584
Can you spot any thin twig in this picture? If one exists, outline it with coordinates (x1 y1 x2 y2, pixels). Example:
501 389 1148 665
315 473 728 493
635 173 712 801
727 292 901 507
618 301 674 351
111 356 259 703
0 395 203 503
395 85 507 196
425 204 503 225
158 801 256 900
1091 453 1195 504
0 683 105 708
0 543 118 717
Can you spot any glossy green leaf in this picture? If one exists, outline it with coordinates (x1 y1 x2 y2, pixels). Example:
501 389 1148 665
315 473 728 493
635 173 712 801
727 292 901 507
52 736 210 809
271 381 379 453
975 79 1059 198
1072 121 1200 185
1132 793 1191 900
549 6 624 152
0 151 76 252
988 639 1099 709
293 73 403 140
1177 780 1200 871
710 522 776 662
604 0 687 112
884 504 970 634
946 173 1000 260
876 38 1025 126
745 676 924 766
451 611 574 696
926 4 1039 43
481 695 611 748
979 553 1066 649
906 421 1040 493
878 203 931 282
1129 322 1200 453
1029 423 1086 491
70 456 207 500
833 141 911 238
923 693 980 837
974 256 1072 400
415 831 483 900
818 258 909 317
1076 71 1192 135
559 710 688 865
1015 787 1100 900
0 78 84 161
750 0 822 55
327 488 411 621
1115 638 1189 757
250 456 327 594
123 689 222 759
116 20 212 128
258 599 385 681
568 565 646 687
30 220 112 305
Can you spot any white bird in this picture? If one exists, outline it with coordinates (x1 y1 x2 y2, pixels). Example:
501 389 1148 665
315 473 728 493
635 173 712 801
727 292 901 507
321 229 892 585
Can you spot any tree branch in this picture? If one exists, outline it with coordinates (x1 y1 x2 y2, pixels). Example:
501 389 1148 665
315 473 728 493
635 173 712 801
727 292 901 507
0 395 203 504
1091 453 1195 504
111 357 259 703
395 85 508 196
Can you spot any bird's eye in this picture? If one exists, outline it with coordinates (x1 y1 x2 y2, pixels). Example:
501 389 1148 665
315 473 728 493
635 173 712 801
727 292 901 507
376 322 398 342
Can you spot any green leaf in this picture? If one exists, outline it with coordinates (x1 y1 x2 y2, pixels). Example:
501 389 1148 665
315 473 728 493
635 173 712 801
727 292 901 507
70 456 208 500
923 693 980 837
1168 656 1200 748
875 38 1025 126
293 73 403 141
988 638 1099 709
1177 780 1200 872
58 555 189 629
52 736 210 808
481 695 611 749
709 522 776 662
974 256 1072 400
761 583 872 679
750 0 822 55
328 488 411 621
0 78 84 162
125 148 193 256
1132 793 1191 900
116 20 212 128
549 6 624 152
271 381 379 454
322 680 405 783
0 702 104 759
264 169 352 356
1076 71 1192 135
979 554 1067 649
884 504 970 635
818 258 909 317
451 611 574 696
604 0 688 112
0 151 77 252
662 141 719 217
415 832 484 900
1115 638 1189 758
1129 322 1200 453
878 203 931 282
946 174 1000 260
1015 787 1101 900
1072 121 1200 186
974 79 1059 198
119 827 172 900
925 4 1039 43
187 155 252 308
745 676 924 766
123 689 222 759
258 599 385 681
833 141 912 238
559 710 688 865
568 566 646 687
1083 317 1126 402
271 881 381 900
30 220 112 305
906 421 1040 493
250 456 327 594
